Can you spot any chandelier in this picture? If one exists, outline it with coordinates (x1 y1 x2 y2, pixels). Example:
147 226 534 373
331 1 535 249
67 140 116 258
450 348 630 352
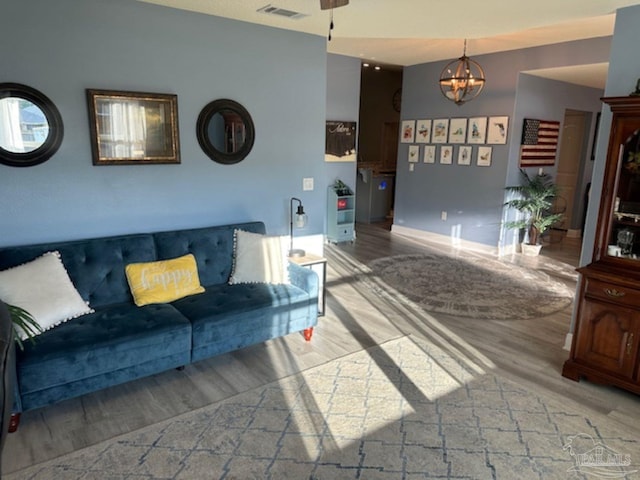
439 40 486 106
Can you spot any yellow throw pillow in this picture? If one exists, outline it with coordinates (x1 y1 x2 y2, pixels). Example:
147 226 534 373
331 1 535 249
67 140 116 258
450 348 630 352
125 254 205 307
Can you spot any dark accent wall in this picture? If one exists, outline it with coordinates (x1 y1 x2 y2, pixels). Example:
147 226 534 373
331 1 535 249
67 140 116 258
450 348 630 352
358 66 402 169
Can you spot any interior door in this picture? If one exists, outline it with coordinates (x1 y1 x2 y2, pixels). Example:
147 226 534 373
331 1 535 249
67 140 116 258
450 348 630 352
381 122 399 172
556 110 587 233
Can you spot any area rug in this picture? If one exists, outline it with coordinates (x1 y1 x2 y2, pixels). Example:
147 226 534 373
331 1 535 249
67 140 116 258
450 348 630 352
7 336 638 479
368 253 575 320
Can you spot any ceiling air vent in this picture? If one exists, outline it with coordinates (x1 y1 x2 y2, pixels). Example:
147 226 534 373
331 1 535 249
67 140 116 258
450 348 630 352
257 4 308 20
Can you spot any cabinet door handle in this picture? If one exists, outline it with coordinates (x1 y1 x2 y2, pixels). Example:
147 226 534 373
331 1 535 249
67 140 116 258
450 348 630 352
604 288 626 298
627 333 635 356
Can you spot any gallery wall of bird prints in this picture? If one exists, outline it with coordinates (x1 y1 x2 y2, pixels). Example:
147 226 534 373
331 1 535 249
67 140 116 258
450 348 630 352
400 116 509 168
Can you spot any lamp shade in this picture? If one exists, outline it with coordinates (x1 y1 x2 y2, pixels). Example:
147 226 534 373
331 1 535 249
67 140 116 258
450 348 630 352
294 209 307 228
289 197 307 257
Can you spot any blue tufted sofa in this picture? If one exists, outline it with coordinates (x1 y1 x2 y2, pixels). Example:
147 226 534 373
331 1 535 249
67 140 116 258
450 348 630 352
0 221 319 430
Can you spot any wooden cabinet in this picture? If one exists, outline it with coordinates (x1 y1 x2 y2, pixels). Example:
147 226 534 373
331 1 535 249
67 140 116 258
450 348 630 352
562 96 640 394
566 274 639 381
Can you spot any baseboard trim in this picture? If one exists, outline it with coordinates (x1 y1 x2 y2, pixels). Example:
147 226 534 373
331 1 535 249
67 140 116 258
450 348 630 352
563 333 573 351
390 224 500 256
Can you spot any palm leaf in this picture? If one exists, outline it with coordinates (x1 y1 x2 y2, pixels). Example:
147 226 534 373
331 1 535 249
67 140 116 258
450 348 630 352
7 304 42 350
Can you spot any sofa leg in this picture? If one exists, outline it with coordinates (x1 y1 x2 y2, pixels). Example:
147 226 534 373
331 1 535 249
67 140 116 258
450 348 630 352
176 366 185 371
303 327 313 342
8 413 21 433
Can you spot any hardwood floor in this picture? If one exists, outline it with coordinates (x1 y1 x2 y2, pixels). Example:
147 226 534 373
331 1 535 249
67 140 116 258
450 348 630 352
3 222 640 474
336 223 640 421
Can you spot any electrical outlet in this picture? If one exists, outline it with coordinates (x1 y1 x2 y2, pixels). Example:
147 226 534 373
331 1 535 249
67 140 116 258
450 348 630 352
303 178 314 191
441 211 447 221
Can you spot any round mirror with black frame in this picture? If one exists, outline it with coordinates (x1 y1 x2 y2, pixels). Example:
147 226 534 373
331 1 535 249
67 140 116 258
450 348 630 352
0 83 64 167
196 99 255 165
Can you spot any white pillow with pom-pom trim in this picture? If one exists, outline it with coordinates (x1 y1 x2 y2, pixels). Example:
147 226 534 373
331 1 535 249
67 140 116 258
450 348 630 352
0 251 94 340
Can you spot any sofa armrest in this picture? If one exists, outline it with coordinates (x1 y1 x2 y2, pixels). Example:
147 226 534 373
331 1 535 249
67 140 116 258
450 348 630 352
288 262 319 301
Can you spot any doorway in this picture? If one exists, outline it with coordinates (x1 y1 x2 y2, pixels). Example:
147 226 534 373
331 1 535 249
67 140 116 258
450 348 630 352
355 64 403 226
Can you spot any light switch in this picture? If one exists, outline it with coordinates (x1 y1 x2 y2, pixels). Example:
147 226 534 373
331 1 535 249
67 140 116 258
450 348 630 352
303 178 314 191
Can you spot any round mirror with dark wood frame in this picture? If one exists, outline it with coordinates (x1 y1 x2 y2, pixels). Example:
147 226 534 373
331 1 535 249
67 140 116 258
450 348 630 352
0 83 64 167
196 99 255 165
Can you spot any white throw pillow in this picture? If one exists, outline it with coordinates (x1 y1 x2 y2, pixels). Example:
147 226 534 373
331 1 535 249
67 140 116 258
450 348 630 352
229 229 290 285
0 251 94 340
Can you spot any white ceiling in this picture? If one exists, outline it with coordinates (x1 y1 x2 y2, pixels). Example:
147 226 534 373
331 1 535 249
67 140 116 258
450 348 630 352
137 0 640 89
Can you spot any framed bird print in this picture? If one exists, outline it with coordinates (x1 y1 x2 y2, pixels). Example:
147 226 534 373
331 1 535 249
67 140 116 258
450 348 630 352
458 146 472 165
432 119 449 144
400 120 415 143
467 117 487 144
477 146 492 166
487 116 509 144
439 145 453 164
423 145 436 163
408 144 420 163
448 118 467 144
415 119 432 143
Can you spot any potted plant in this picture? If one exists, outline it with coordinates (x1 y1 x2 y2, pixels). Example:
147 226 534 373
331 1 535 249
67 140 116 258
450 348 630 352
332 179 353 196
504 169 564 255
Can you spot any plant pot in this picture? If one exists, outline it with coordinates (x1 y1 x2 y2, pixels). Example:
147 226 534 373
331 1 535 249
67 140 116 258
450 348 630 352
521 243 542 256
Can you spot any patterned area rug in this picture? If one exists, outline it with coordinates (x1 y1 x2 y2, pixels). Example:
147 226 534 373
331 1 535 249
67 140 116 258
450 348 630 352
7 336 638 479
368 254 574 320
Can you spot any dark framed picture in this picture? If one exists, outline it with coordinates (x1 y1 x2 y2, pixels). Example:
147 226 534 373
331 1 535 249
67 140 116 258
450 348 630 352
325 120 356 162
86 89 180 165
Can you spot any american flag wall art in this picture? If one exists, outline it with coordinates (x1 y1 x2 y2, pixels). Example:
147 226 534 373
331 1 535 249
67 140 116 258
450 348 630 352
519 118 560 167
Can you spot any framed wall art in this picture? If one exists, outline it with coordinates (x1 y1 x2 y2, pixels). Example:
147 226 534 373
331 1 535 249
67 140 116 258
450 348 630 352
325 120 357 162
415 119 432 143
400 120 415 143
408 144 420 162
487 116 509 144
86 89 180 165
518 118 560 167
458 146 472 165
432 118 449 143
448 118 467 144
477 146 492 166
423 145 436 163
467 117 487 144
439 145 453 164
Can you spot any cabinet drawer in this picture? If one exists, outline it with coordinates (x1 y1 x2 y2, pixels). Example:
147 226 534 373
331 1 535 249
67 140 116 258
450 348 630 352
336 225 354 241
585 278 640 308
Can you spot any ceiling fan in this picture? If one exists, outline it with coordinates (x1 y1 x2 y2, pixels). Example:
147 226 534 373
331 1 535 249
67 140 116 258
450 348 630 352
320 0 349 40
320 0 349 10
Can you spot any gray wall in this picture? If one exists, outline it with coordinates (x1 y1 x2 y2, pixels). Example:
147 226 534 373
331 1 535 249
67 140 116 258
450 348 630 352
395 38 610 248
0 0 327 247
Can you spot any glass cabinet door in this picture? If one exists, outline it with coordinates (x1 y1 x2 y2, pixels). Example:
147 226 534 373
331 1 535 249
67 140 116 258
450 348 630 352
609 129 640 259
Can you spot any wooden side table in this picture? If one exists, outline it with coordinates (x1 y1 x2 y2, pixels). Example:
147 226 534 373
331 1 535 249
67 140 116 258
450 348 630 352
288 253 327 317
